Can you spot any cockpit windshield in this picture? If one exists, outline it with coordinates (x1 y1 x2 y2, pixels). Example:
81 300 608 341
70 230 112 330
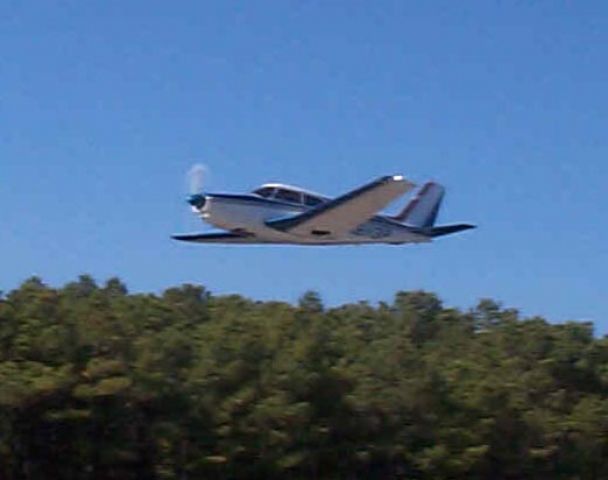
253 185 326 207
253 187 275 198
274 189 301 204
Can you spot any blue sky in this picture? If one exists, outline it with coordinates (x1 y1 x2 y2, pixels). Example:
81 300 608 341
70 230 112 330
2 1 607 332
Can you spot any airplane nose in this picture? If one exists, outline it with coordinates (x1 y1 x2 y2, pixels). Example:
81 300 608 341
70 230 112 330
187 193 206 209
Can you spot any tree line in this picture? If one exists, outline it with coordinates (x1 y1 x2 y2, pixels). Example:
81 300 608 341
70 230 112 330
0 275 606 479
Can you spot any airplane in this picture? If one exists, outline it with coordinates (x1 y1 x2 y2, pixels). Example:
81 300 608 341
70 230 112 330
172 174 475 246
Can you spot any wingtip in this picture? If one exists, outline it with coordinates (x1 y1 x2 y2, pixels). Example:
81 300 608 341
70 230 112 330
391 174 416 190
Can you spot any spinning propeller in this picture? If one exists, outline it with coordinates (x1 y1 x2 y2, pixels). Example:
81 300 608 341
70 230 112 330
187 164 207 209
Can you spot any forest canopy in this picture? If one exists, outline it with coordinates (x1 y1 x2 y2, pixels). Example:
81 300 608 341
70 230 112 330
0 275 606 479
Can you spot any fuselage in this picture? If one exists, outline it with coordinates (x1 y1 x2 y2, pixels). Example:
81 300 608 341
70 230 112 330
196 193 429 245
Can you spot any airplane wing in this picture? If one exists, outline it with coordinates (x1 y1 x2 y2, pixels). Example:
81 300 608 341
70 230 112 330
172 231 258 244
266 175 414 237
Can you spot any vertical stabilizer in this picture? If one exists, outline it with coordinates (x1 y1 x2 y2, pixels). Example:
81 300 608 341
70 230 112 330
392 182 445 227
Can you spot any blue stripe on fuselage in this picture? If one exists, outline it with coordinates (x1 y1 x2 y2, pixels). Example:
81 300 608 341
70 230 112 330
208 193 302 209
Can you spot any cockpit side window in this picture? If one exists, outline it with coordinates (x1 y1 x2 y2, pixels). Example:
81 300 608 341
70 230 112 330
254 187 275 198
304 195 323 207
274 189 302 204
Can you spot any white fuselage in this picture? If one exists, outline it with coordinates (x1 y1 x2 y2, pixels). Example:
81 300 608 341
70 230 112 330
198 194 429 245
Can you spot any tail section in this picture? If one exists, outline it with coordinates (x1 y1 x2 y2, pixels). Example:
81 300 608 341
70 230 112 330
392 182 445 227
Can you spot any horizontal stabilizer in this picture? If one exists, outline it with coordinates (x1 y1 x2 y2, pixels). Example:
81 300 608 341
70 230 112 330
422 224 476 238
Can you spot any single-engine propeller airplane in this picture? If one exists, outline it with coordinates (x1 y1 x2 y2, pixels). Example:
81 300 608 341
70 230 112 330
172 170 475 246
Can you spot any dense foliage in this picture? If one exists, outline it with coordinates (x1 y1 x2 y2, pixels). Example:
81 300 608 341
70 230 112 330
0 276 606 479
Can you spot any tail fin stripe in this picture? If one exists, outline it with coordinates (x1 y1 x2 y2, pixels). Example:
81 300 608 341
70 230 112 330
392 181 444 227
393 182 434 222
423 193 443 227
